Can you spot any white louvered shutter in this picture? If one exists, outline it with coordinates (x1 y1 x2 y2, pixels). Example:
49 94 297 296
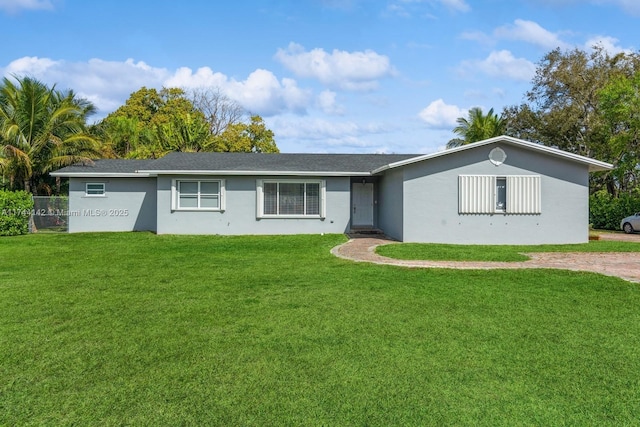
506 176 541 214
459 175 495 214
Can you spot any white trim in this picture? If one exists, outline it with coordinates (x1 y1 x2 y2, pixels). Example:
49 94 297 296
372 135 613 174
85 182 106 197
256 179 326 219
171 179 225 212
51 172 152 177
144 170 368 177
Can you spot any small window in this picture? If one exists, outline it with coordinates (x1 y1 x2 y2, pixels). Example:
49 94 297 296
496 177 506 212
257 180 325 218
86 183 105 196
172 180 225 211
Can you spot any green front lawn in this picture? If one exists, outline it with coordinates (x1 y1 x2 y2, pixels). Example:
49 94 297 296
377 240 640 262
1 233 639 425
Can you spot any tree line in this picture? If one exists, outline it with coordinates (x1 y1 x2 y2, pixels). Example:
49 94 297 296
0 80 278 195
2 45 640 198
450 45 640 198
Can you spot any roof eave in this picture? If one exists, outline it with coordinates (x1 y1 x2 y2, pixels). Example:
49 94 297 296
140 170 371 176
375 135 614 172
49 172 151 178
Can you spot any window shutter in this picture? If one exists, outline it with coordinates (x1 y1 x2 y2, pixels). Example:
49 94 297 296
507 176 541 214
459 175 494 214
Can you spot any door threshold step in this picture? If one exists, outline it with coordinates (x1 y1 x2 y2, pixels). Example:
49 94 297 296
349 229 384 235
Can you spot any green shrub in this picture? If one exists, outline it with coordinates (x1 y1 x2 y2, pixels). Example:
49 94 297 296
590 190 640 230
0 190 34 236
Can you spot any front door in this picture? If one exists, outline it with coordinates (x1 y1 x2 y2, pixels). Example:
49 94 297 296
352 183 374 227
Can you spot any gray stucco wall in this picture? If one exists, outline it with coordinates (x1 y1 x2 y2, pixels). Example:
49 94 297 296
390 143 590 244
155 175 351 235
377 168 404 241
68 177 157 232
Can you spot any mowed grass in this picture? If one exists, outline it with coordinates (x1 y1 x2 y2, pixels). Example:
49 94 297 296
377 240 640 262
1 233 640 426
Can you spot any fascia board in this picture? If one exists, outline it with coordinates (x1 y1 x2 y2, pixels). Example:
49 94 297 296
371 135 613 174
141 170 371 176
49 172 152 178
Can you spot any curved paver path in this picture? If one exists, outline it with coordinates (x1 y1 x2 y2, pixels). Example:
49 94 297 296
331 233 640 283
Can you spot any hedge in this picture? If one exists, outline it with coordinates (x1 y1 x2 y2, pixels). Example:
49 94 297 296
589 190 640 230
0 190 34 236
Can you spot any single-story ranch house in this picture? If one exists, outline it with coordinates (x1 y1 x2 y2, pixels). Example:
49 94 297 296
51 136 612 245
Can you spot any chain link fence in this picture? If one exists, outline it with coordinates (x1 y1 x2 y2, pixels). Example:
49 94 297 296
30 196 69 233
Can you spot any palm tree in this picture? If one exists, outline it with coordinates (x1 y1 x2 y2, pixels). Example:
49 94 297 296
0 76 100 194
447 107 506 149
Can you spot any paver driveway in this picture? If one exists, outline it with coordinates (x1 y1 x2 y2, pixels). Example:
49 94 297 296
331 232 640 283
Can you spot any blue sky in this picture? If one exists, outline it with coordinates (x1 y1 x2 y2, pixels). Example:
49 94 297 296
0 0 638 154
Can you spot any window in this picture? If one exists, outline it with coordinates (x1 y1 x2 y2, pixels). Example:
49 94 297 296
172 180 225 211
496 177 506 212
257 180 325 218
85 182 105 196
459 175 540 214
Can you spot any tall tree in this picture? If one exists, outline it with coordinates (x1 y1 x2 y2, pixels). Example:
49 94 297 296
599 71 640 194
503 46 640 194
212 115 279 153
154 113 215 155
447 107 505 148
99 87 212 158
0 76 99 194
190 87 245 136
91 116 153 159
99 87 279 157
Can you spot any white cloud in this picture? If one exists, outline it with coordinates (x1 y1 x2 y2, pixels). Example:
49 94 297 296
272 116 390 141
530 0 640 15
316 90 345 115
418 99 465 129
2 57 172 115
166 67 312 116
266 115 397 153
3 55 58 75
494 19 570 50
1 56 316 118
0 0 53 13
274 42 394 91
604 0 640 15
461 50 536 82
164 66 228 89
463 20 569 50
439 0 470 12
459 31 494 46
584 35 632 55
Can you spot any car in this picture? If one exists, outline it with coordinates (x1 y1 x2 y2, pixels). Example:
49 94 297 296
621 212 640 234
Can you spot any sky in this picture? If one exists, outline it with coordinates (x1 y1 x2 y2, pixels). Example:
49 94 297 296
0 0 638 154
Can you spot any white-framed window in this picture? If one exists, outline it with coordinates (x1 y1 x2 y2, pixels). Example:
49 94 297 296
85 182 105 197
171 179 225 211
257 179 326 218
496 177 507 212
459 175 541 214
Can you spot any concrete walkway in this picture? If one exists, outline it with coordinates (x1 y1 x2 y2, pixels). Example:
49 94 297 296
331 233 640 283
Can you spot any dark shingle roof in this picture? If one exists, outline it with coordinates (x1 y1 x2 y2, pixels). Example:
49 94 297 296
142 152 419 174
51 152 420 176
51 159 156 175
